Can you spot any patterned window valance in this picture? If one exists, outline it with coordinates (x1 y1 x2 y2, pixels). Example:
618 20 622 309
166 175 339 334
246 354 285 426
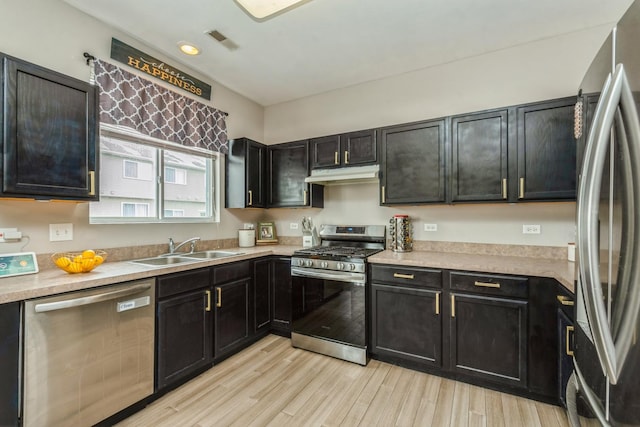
94 60 228 154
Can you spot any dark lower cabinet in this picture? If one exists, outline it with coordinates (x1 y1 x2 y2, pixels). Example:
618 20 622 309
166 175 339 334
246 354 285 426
371 283 442 368
254 258 271 334
0 302 20 427
156 269 211 391
556 286 575 407
450 293 528 389
271 257 292 335
214 278 250 359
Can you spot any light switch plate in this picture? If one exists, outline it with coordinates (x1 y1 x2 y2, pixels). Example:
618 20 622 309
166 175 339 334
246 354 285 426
49 223 73 241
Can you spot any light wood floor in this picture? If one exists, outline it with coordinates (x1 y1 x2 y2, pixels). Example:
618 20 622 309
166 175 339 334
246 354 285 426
117 335 594 427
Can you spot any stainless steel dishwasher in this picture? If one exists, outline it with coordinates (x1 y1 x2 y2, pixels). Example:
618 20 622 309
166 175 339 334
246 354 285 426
23 279 155 427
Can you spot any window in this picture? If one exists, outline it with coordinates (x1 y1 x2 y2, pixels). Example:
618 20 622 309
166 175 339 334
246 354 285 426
90 125 217 224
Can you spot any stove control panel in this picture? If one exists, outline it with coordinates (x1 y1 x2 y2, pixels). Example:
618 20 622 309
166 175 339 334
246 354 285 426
291 257 365 273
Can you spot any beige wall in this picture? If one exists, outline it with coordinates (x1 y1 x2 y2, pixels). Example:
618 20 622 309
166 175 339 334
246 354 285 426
0 0 609 254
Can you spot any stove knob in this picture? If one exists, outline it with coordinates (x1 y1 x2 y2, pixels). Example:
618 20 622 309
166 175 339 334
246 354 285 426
336 262 344 270
320 261 329 268
304 259 313 267
348 263 357 271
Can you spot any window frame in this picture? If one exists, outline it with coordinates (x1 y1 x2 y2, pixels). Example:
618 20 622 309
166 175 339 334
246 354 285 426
90 124 219 225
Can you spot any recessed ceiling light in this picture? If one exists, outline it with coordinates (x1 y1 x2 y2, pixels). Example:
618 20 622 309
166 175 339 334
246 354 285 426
234 0 311 21
178 42 200 56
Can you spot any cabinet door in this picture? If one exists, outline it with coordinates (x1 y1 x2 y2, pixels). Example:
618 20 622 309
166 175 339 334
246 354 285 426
157 289 211 390
310 135 341 169
271 257 292 333
516 98 576 200
341 129 377 166
268 140 320 207
254 258 271 334
371 284 442 368
451 110 508 202
450 293 528 389
1 55 98 200
246 140 266 207
215 278 250 359
380 119 446 204
0 302 20 427
558 309 574 407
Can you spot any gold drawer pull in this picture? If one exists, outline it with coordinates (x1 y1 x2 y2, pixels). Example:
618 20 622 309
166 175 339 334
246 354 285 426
248 190 253 206
344 151 349 164
381 186 386 204
334 151 339 165
205 290 211 312
216 287 222 308
393 273 414 280
88 171 96 196
557 295 575 306
451 294 456 318
502 178 507 199
435 292 440 315
519 177 525 199
303 190 308 205
566 325 574 356
474 281 500 289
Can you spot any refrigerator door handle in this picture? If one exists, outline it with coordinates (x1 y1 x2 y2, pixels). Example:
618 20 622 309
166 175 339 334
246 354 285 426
572 362 612 427
577 63 640 384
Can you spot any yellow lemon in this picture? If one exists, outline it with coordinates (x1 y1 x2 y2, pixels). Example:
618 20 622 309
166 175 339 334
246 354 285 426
54 256 71 268
94 255 104 266
67 262 83 273
73 255 84 263
81 258 95 272
82 249 96 259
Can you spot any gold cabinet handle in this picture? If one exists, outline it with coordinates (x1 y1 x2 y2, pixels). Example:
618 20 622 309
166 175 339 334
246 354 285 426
519 178 524 199
451 294 456 318
248 190 253 206
393 273 414 280
344 151 349 164
566 325 574 356
502 178 507 199
474 281 501 289
435 292 440 315
303 190 308 206
334 151 339 165
88 171 96 196
381 186 386 204
205 290 211 312
216 287 222 308
557 295 575 306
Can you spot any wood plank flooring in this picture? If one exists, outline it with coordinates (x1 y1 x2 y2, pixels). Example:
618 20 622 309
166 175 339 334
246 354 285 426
116 335 592 427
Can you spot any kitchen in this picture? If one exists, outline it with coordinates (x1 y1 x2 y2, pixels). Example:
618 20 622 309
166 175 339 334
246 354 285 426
0 0 637 425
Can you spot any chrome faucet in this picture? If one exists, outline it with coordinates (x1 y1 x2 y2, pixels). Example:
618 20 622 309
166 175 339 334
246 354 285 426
168 237 201 254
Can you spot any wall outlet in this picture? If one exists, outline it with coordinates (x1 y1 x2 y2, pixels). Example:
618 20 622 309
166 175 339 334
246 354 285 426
522 224 541 234
49 223 73 241
290 222 299 230
0 228 20 243
424 223 438 232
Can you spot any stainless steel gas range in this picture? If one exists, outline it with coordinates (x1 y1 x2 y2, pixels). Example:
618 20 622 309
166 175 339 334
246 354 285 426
290 224 385 365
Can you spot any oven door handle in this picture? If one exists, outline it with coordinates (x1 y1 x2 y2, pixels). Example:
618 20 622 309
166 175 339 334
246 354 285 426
291 267 365 285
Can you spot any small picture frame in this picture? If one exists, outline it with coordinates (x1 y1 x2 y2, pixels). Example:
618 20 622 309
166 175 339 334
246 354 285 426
257 222 278 244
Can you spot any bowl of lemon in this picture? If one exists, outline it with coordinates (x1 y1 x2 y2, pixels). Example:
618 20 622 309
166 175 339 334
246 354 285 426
52 250 107 274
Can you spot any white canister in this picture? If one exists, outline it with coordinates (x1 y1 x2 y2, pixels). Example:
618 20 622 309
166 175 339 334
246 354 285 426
238 229 256 247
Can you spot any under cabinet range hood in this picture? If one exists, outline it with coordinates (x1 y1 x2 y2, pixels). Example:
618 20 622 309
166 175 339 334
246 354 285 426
304 164 379 185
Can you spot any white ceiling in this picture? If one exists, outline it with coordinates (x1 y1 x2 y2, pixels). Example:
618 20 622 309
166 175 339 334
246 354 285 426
64 0 632 106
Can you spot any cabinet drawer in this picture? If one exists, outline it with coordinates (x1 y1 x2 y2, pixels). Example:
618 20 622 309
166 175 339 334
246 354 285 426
158 268 210 299
450 271 527 298
371 264 442 289
213 261 251 284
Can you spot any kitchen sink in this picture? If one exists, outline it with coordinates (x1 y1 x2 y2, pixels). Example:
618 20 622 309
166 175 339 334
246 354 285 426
183 250 243 259
131 256 200 266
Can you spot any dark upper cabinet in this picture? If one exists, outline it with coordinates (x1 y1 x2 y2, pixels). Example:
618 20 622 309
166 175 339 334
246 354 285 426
516 97 577 201
451 110 509 202
267 140 323 208
310 129 377 169
380 118 446 205
0 53 98 200
226 138 267 208
0 302 20 427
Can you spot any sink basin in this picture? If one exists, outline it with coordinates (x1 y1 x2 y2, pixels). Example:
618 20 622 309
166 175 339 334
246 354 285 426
131 256 199 266
183 250 243 259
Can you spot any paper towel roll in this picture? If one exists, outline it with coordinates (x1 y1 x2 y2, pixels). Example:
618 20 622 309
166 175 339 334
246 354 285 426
239 229 256 247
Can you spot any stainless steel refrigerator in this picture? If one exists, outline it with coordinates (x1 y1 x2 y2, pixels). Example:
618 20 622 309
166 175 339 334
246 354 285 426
572 0 640 425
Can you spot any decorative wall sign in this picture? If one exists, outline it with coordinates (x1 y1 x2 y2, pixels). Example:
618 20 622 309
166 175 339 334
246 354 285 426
110 38 212 100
